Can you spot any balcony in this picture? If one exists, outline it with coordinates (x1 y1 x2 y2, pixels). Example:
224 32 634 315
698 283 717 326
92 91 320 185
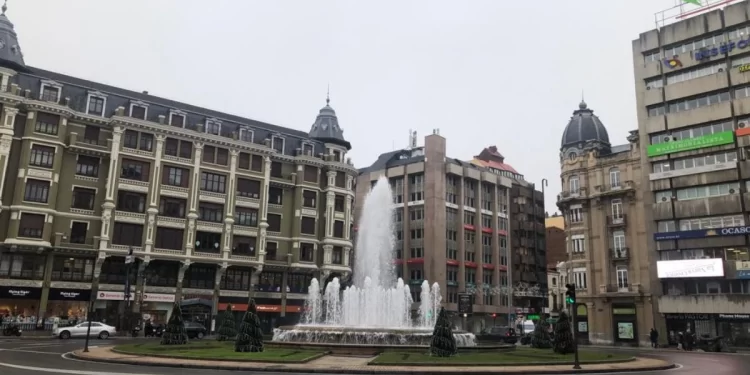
600 284 641 295
67 132 110 155
611 248 629 262
592 180 635 197
607 215 627 226
557 187 588 203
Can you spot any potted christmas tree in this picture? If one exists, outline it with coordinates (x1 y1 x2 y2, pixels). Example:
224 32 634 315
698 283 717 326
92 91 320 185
235 299 264 352
429 307 457 357
553 311 575 354
160 302 188 345
216 305 237 341
531 319 552 349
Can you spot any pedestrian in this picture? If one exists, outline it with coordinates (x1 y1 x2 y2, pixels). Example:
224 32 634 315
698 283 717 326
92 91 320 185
650 328 659 348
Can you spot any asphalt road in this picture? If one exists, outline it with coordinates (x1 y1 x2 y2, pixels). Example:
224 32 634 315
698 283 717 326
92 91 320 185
0 338 747 374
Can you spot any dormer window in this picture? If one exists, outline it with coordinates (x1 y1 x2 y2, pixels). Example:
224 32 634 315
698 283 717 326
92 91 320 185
271 136 285 154
40 84 60 103
129 101 148 120
169 111 186 127
302 143 314 156
239 128 253 142
86 91 107 117
205 120 221 136
333 149 342 162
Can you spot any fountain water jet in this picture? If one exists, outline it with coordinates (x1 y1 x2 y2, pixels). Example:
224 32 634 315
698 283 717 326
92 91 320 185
273 177 476 346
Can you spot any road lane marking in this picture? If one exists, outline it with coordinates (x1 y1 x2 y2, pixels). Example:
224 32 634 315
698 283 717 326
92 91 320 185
0 349 61 355
0 359 162 375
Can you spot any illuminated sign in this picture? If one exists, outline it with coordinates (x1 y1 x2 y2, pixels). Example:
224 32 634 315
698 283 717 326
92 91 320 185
656 258 724 278
740 64 750 73
647 131 734 157
654 225 750 240
664 57 683 69
695 38 750 60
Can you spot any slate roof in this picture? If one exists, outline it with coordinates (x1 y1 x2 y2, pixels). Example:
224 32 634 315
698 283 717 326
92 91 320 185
560 100 610 151
308 97 351 150
0 6 28 72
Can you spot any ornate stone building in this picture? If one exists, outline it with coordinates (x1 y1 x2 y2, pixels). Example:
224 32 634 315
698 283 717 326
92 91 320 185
0 6 356 330
557 100 657 346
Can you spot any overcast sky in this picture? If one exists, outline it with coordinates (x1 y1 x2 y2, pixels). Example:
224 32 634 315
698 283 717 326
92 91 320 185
11 0 683 212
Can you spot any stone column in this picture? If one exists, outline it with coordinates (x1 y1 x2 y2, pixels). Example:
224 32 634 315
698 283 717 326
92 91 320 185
344 195 353 240
280 271 288 318
89 253 107 320
223 151 239 258
99 126 124 250
144 136 165 253
257 156 271 262
0 107 17 212
132 259 150 313
185 143 204 256
212 264 227 332
37 253 55 321
175 261 191 301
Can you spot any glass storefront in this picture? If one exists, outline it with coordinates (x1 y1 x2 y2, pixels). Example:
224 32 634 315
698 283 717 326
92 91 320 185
0 286 43 325
612 304 638 346
45 288 91 323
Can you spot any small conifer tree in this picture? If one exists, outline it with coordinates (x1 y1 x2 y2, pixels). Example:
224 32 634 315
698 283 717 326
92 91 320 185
160 302 188 345
553 311 575 354
531 319 552 349
234 299 264 352
216 304 237 341
429 307 457 357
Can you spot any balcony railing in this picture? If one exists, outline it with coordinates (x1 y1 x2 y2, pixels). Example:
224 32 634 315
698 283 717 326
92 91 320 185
601 284 640 294
607 215 627 226
611 247 629 261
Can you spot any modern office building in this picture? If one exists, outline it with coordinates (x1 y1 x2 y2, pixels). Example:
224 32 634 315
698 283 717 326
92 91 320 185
0 6 356 332
545 213 567 266
557 100 654 346
632 0 750 347
356 133 546 330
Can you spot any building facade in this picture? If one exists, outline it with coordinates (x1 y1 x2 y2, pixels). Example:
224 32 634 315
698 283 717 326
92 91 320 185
356 133 546 331
545 213 567 266
557 100 655 346
632 0 750 347
0 8 356 332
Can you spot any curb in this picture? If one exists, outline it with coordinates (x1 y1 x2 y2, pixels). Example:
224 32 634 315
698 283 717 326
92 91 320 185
368 357 637 367
583 344 750 356
111 347 329 364
69 351 676 374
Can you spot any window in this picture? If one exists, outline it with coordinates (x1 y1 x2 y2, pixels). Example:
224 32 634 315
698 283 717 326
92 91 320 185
18 213 45 238
301 217 316 235
162 166 189 187
40 85 60 102
35 112 59 135
69 222 88 244
184 264 217 288
300 243 314 262
334 220 345 238
611 199 623 219
164 138 192 159
302 143 314 156
673 150 738 171
222 268 251 291
239 128 253 142
572 268 587 290
445 175 458 204
270 162 283 178
679 214 744 231
569 175 579 194
159 197 186 218
336 172 347 189
650 120 733 145
235 207 258 227
205 121 220 135
666 91 731 114
272 136 284 154
155 227 184 250
609 168 621 188
302 190 316 208
571 235 585 253
332 246 343 264
304 165 317 183
0 254 46 279
169 112 185 127
30 144 55 168
251 155 264 172
83 126 100 144
668 182 740 201
465 268 476 284
87 95 105 116
410 247 423 258
139 133 154 152
24 179 50 203
195 231 222 252
266 241 278 260
51 257 93 281
409 174 424 201
232 236 256 256
130 104 147 119
238 153 251 169
568 205 583 224
612 230 626 251
236 178 261 198
117 191 146 213
120 159 150 181
202 145 227 165
334 195 345 212
267 214 282 232
198 203 224 222
72 187 96 210
200 172 226 193
481 214 493 228
616 266 629 290
268 187 283 205
657 220 677 233
410 268 423 281
123 130 138 148
464 211 475 226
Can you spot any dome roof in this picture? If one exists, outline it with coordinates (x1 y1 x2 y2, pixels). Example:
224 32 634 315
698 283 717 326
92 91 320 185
560 100 610 151
0 4 28 73
308 96 351 150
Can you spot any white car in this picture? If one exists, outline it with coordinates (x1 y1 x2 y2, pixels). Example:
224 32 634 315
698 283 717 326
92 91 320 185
53 322 117 340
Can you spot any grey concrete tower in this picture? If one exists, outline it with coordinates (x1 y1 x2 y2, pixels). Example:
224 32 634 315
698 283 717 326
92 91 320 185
0 1 28 72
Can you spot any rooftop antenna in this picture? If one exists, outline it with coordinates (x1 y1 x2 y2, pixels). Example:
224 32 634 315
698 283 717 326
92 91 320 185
326 84 330 105
407 129 412 149
2 0 7 15
411 130 417 148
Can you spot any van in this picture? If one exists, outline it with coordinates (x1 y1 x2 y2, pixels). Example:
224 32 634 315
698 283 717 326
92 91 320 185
521 320 535 334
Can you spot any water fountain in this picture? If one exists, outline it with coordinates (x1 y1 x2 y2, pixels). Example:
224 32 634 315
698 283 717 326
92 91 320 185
272 176 477 346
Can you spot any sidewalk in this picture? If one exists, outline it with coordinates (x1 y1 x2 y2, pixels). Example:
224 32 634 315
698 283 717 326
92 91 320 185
583 344 750 355
72 346 676 374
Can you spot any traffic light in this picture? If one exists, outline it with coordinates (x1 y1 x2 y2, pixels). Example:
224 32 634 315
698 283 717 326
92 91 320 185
565 284 576 304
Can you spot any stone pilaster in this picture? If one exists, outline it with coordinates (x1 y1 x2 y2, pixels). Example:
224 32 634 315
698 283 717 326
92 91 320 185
186 142 204 256
344 195 353 240
223 151 239 258
143 135 165 253
322 244 333 265
212 264 227 324
175 261 191 301
99 126 124 250
132 259 150 313
37 253 55 320
89 253 107 320
0 107 17 211
248 266 263 299
325 171 336 238
257 157 271 262
280 271 288 317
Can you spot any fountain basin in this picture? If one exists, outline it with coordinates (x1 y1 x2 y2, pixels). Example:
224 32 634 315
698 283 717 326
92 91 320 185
272 325 478 347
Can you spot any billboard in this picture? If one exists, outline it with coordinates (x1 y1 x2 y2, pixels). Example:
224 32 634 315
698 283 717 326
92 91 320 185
656 258 724 278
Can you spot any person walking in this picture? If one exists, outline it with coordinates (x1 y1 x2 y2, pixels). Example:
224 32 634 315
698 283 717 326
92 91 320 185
650 328 659 348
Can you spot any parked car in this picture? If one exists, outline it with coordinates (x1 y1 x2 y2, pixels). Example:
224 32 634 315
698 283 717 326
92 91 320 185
476 326 518 344
185 321 207 339
53 322 116 340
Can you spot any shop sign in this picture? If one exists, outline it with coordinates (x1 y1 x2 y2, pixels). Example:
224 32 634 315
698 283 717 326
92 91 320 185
736 270 750 279
49 288 91 301
695 38 750 60
736 261 750 271
717 313 750 321
664 313 711 321
613 307 636 315
654 225 750 241
0 287 42 299
217 303 302 313
647 131 735 157
457 293 473 314
656 258 724 278
97 291 132 301
740 63 750 73
142 293 175 303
